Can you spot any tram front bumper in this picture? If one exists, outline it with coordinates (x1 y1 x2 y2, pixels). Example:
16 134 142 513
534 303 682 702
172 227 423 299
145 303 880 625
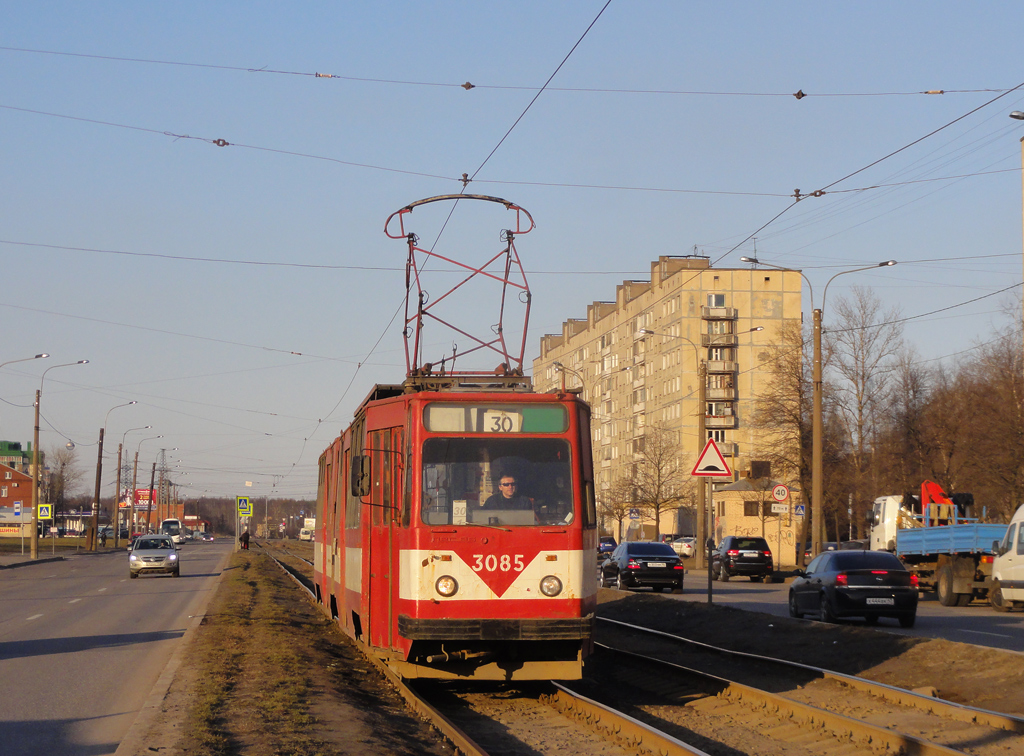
398 614 593 641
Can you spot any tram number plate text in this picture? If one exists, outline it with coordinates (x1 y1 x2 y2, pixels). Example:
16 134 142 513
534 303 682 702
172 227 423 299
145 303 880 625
472 554 525 572
482 410 522 433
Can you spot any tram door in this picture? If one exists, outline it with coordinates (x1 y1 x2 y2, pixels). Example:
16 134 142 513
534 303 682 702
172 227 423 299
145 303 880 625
368 427 403 650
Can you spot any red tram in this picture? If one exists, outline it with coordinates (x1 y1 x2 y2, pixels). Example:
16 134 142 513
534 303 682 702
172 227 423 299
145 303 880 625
312 195 597 680
313 381 597 680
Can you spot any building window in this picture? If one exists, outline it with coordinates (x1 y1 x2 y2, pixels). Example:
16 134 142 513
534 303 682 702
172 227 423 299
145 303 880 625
1 486 6 497
750 461 771 479
707 294 725 307
4 471 10 479
743 500 759 517
708 429 726 443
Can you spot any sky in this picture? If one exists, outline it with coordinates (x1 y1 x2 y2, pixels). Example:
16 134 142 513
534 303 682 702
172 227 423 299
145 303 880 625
2 2 1023 501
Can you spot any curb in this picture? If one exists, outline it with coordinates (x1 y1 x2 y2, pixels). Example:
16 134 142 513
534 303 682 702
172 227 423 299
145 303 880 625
0 555 66 570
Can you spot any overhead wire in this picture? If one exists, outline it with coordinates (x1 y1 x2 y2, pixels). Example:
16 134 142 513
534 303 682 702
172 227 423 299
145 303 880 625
0 45 1007 98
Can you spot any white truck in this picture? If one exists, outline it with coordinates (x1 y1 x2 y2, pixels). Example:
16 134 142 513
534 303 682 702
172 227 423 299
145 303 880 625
989 503 1024 612
869 481 1006 607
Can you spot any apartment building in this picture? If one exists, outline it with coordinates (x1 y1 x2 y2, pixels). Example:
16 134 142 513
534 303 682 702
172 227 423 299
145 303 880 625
533 255 803 542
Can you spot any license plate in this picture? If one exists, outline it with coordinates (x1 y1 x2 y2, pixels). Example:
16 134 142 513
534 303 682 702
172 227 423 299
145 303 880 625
646 562 667 568
740 550 757 556
866 597 894 605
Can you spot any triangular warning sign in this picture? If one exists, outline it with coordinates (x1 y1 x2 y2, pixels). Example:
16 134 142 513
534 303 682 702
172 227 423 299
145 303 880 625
692 438 732 477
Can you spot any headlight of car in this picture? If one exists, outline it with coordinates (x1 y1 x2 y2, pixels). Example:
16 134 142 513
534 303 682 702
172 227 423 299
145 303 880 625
435 575 458 597
169 553 177 561
129 554 138 562
540 575 563 597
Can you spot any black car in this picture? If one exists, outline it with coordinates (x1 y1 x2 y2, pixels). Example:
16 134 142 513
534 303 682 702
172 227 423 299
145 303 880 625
599 541 684 592
788 550 918 627
712 536 773 582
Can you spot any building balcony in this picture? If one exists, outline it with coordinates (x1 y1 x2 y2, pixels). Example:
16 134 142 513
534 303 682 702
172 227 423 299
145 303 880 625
702 333 737 347
705 360 738 373
702 306 738 320
704 414 737 429
714 442 738 456
706 387 736 401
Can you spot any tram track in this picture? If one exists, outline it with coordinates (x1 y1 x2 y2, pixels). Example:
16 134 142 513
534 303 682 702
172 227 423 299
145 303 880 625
254 544 1022 755
590 617 1024 756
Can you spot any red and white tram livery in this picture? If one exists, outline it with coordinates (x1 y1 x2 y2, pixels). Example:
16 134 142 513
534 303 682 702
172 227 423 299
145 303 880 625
313 382 597 681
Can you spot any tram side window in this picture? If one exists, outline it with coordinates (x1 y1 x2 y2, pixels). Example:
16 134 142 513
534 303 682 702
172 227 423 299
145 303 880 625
578 404 597 528
421 437 573 527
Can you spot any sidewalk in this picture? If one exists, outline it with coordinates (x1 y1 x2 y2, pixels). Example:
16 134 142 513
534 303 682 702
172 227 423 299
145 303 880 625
0 545 123 569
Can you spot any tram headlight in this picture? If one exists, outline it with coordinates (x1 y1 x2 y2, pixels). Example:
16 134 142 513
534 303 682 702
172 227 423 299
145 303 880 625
435 575 459 598
539 575 563 597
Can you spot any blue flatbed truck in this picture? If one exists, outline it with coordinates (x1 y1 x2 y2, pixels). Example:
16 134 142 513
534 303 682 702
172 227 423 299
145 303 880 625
869 484 1007 607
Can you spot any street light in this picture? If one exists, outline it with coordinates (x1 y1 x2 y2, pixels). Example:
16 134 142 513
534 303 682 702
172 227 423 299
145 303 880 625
91 401 137 550
120 426 152 535
31 359 89 559
742 256 896 558
0 353 49 370
1009 111 1024 375
133 436 162 534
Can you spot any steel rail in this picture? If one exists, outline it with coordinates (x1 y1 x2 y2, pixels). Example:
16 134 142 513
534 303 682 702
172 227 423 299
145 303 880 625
598 616 1024 734
548 682 712 756
599 642 968 756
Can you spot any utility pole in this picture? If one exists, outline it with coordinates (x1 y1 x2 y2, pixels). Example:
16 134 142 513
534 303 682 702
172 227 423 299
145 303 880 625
114 443 123 547
90 427 104 551
146 462 156 533
131 452 139 534
30 390 41 559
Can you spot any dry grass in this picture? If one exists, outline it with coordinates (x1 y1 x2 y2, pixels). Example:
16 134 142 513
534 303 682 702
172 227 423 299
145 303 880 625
180 551 333 755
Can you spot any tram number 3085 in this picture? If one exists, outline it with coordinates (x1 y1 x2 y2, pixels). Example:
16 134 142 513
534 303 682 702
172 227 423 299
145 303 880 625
471 554 525 572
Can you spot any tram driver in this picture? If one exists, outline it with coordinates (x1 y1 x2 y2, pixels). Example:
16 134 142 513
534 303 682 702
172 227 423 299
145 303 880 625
482 474 533 510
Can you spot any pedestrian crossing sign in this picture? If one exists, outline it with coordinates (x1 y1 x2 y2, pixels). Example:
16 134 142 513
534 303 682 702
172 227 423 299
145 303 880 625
236 496 252 515
38 504 53 520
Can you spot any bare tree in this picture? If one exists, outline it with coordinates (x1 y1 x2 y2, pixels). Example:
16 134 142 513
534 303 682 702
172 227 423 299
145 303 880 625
600 476 636 542
828 286 904 533
630 425 690 540
47 444 85 522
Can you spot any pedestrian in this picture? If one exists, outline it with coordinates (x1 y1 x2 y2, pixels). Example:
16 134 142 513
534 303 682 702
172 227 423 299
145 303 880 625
240 529 250 550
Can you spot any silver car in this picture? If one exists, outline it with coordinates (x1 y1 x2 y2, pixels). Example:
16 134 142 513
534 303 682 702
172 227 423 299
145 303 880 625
129 535 181 578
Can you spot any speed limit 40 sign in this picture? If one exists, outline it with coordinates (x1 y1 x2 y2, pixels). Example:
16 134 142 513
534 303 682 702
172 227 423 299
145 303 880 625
771 484 790 502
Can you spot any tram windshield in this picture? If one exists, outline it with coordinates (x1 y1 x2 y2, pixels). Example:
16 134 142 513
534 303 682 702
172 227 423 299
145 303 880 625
421 437 573 526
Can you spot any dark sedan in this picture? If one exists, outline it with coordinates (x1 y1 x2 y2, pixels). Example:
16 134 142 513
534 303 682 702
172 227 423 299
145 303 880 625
789 550 919 627
599 541 684 593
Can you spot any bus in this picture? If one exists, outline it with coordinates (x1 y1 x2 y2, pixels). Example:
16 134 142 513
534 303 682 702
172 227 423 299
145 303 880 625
160 518 184 544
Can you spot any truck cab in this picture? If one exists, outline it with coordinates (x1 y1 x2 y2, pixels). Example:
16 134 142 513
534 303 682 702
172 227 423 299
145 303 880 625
990 504 1024 611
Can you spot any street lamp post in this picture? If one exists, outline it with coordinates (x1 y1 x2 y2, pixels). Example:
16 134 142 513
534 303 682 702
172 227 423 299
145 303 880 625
1009 112 1024 375
742 256 895 558
91 401 137 550
31 359 88 559
133 436 162 533
120 426 152 534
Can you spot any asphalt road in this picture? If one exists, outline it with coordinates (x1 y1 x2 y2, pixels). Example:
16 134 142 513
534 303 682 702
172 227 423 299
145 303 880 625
0 540 232 756
676 566 1024 653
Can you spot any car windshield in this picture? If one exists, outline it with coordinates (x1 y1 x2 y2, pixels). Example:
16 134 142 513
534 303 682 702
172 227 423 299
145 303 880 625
421 437 573 526
137 539 171 550
831 552 903 571
626 543 675 557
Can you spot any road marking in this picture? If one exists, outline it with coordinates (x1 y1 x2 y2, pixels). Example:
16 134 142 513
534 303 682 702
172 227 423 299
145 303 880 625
960 629 1012 639
26 614 43 621
69 599 81 604
98 587 107 592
